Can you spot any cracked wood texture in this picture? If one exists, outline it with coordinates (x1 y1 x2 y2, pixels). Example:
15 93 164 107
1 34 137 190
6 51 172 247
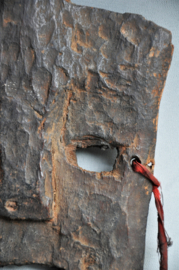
0 0 173 269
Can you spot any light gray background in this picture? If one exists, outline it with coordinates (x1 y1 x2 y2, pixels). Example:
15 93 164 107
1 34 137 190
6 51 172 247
3 1 179 270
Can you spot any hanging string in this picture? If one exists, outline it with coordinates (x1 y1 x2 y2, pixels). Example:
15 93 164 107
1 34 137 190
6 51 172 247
131 159 172 270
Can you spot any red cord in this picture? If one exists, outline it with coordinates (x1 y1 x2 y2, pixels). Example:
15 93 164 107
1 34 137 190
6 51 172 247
132 159 171 270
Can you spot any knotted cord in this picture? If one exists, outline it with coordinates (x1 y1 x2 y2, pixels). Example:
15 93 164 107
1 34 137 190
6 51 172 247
131 159 172 270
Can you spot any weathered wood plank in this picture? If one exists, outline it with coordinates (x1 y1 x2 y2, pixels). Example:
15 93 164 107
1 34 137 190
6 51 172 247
0 0 173 269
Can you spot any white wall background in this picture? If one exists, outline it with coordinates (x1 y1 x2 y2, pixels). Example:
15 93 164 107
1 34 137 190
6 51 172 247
3 1 179 270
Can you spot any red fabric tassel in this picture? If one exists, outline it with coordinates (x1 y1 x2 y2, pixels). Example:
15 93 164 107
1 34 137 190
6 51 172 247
132 159 171 270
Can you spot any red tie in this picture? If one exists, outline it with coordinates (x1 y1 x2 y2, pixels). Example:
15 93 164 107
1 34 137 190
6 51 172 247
132 159 172 270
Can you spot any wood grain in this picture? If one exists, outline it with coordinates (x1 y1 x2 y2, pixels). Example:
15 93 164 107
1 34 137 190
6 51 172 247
0 0 173 269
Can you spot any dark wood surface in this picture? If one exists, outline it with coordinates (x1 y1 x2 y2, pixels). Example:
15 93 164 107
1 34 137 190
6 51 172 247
0 0 173 269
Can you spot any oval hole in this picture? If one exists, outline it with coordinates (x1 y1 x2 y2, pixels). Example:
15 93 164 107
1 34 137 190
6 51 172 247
76 146 118 172
130 155 141 166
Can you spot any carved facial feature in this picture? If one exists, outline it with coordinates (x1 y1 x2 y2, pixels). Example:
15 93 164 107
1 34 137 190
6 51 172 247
76 145 118 173
0 0 173 269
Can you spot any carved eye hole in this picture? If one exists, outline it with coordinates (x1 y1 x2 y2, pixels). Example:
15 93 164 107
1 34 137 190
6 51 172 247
76 146 118 172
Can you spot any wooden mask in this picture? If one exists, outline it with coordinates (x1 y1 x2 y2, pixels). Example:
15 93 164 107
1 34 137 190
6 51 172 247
0 0 173 269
